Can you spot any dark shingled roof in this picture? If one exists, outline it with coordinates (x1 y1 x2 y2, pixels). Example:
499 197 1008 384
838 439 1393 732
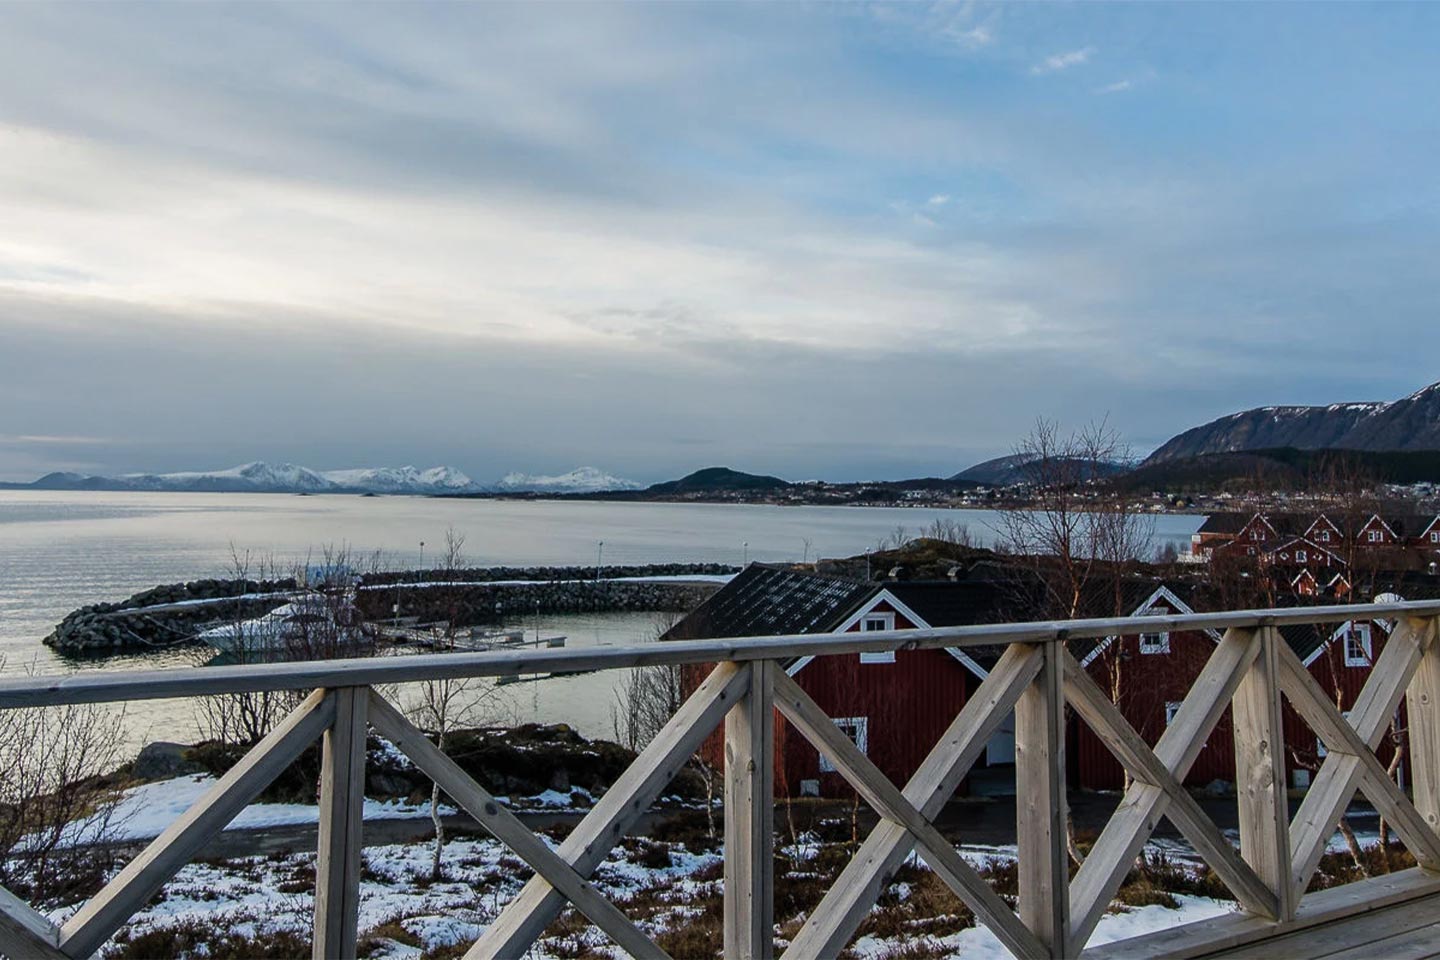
662 564 877 641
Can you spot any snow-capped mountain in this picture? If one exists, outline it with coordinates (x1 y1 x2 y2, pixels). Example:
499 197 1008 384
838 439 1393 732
494 466 642 494
321 465 477 493
124 462 335 492
14 461 482 494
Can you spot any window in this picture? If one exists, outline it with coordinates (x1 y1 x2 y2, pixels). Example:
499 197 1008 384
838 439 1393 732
1318 530 1332 543
859 613 897 663
1295 550 1308 563
1431 531 1439 544
1251 528 1265 541
1139 631 1171 655
1165 702 1183 727
819 717 868 772
1368 529 1384 543
1343 624 1372 667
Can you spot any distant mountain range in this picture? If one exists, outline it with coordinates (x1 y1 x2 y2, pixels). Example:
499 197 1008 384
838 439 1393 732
0 462 642 495
950 454 1128 487
495 467 643 494
1145 380 1440 464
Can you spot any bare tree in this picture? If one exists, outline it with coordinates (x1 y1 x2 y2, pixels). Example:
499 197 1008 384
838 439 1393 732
405 527 512 878
0 659 127 904
196 545 303 746
611 612 719 836
997 417 1154 860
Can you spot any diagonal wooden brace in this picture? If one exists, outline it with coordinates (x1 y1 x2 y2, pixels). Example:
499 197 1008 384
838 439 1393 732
466 661 750 959
769 662 1047 960
367 692 669 960
1289 615 1432 899
780 644 1043 959
60 689 335 959
1064 643 1276 950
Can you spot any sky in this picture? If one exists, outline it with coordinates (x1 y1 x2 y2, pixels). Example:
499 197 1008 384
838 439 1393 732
2 2 1439 484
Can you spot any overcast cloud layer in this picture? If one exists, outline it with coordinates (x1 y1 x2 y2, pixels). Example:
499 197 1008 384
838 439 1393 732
2 3 1438 483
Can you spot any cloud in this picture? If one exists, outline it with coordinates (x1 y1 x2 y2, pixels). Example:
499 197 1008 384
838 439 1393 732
1 4 1438 480
1096 79 1133 94
1033 46 1096 74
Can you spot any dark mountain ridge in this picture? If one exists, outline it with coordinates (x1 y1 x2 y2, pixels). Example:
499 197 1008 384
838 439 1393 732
1146 380 1440 464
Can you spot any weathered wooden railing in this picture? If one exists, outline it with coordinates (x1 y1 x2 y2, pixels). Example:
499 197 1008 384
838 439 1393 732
2 600 1440 959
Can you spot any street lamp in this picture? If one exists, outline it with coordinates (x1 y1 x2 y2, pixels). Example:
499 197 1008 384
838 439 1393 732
743 541 749 566
419 540 426 571
597 540 604 580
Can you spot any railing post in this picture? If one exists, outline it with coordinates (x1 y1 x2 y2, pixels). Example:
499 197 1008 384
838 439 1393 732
1233 625 1295 921
315 686 368 960
724 661 774 960
1406 617 1440 845
1016 638 1069 957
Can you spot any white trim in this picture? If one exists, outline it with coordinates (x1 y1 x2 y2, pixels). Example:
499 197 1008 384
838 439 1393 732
1078 584 1219 668
1307 515 1340 543
819 716 868 773
1362 514 1398 542
1342 623 1373 667
858 611 897 663
1301 619 1388 668
1164 701 1183 727
785 588 998 682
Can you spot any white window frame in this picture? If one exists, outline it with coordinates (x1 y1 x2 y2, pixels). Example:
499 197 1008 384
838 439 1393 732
859 612 897 663
1295 549 1307 563
1343 624 1373 668
1431 531 1439 544
1368 529 1384 543
1164 701 1183 727
819 717 868 772
1138 630 1171 655
1318 530 1332 543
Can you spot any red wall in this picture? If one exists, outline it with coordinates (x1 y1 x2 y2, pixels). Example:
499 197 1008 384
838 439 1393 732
778 602 978 799
1076 620 1407 792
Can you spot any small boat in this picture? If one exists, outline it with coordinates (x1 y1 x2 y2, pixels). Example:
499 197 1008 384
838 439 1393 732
199 593 370 655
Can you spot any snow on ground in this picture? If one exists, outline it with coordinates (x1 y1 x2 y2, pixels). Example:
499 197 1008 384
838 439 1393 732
852 894 1236 959
61 774 608 845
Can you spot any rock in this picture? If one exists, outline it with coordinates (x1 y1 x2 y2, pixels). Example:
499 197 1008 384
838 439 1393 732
1200 779 1233 798
133 741 205 781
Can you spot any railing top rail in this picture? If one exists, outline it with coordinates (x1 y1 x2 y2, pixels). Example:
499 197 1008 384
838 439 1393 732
4 599 1439 708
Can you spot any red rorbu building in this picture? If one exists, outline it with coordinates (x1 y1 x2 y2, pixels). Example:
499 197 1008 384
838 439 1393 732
667 565 1019 799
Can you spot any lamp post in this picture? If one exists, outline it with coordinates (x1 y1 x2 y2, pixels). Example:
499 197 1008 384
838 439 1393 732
743 541 749 566
597 540 604 580
419 540 425 571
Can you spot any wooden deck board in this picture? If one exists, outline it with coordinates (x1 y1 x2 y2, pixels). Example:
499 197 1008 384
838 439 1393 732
1208 894 1440 958
1083 870 1440 959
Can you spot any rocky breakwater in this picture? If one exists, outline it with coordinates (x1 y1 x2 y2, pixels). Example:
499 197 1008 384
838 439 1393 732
46 564 734 655
354 563 735 627
45 578 296 655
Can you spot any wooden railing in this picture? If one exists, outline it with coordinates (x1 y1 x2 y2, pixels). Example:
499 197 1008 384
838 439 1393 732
2 600 1439 959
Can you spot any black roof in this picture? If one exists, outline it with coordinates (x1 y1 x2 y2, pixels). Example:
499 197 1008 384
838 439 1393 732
662 564 878 641
1199 510 1440 539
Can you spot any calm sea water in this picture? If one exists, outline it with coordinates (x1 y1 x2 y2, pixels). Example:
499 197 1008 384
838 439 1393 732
0 491 1203 751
